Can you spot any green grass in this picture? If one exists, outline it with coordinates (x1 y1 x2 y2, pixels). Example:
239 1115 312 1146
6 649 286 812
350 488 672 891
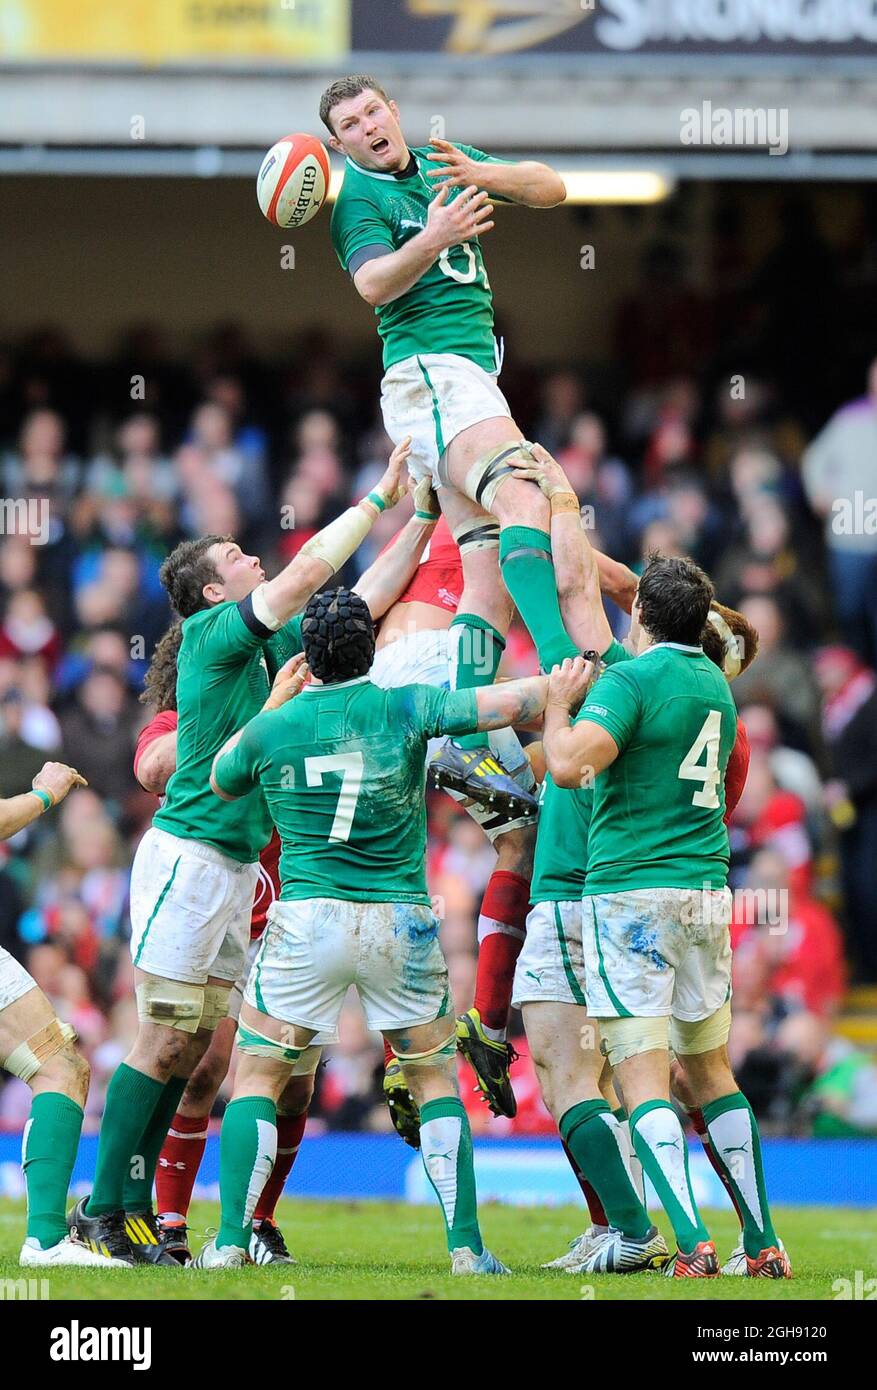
0 1199 869 1300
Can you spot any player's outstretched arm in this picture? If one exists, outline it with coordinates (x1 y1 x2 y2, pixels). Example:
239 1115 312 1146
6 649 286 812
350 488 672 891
543 658 619 789
426 140 566 208
354 185 494 308
472 675 549 733
591 548 638 614
511 444 614 654
353 475 439 620
0 762 87 840
259 441 410 625
210 654 309 801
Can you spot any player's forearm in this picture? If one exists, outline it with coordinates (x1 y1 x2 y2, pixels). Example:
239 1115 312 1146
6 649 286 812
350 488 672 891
592 548 638 615
354 233 442 307
542 702 587 789
550 503 613 654
262 497 384 622
476 161 566 208
354 515 437 621
0 791 48 840
210 731 246 801
474 676 548 732
136 732 177 795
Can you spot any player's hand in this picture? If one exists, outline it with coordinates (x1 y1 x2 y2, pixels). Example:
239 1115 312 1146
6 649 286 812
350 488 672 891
263 652 309 710
509 442 576 501
410 474 440 520
32 762 88 808
425 139 483 192
424 184 495 253
547 656 595 715
374 436 412 510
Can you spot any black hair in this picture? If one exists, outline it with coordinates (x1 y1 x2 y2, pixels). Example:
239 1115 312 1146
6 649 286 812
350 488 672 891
637 552 714 647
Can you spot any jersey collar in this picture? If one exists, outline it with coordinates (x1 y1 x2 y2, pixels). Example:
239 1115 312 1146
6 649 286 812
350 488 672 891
640 642 704 656
300 675 371 693
345 150 418 182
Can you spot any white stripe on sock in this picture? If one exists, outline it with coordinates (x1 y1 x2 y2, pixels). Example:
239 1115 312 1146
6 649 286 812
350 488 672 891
633 1108 697 1225
477 914 526 944
243 1117 277 1226
707 1105 765 1233
420 1115 462 1230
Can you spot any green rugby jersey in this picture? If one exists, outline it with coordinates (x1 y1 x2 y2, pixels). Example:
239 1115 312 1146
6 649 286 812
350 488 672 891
213 677 479 903
530 639 631 904
331 145 512 372
580 643 738 894
153 603 303 863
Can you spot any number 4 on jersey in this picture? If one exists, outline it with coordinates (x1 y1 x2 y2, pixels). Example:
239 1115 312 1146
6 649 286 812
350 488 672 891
678 710 722 809
305 752 364 842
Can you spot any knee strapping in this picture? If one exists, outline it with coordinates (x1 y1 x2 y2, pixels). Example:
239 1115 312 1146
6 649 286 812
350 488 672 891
236 1020 302 1066
391 1032 457 1067
136 977 205 1034
600 1015 669 1068
670 1001 732 1056
455 440 537 514
4 1018 76 1084
451 518 500 555
200 983 233 1033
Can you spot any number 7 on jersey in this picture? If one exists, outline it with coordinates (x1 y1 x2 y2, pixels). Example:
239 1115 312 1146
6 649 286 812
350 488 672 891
305 752 365 842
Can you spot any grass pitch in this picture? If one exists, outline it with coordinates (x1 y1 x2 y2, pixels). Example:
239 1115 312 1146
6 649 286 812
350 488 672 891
0 1199 868 1300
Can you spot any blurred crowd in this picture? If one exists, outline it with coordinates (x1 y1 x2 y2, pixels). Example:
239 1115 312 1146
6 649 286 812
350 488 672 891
0 312 876 1142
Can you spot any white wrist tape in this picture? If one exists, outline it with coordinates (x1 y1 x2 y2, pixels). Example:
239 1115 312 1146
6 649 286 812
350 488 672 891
251 583 284 632
299 505 373 575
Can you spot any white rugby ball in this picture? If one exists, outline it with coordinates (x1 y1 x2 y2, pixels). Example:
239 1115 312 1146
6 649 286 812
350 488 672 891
256 133 331 229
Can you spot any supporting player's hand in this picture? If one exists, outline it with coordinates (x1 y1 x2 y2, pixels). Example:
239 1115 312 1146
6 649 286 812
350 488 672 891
509 442 576 501
410 474 440 520
263 652 310 710
547 656 596 715
374 436 412 510
425 139 483 192
32 761 88 808
425 184 495 253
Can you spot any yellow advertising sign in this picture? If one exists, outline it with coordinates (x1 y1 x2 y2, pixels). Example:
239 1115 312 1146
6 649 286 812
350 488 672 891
0 0 350 63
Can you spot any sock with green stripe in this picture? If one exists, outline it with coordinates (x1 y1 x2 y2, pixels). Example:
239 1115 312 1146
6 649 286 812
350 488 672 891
613 1105 646 1205
86 1064 166 1216
449 613 506 750
702 1091 779 1258
498 525 578 672
123 1074 188 1213
630 1098 710 1254
559 1099 652 1239
419 1096 482 1255
22 1092 84 1248
217 1096 277 1251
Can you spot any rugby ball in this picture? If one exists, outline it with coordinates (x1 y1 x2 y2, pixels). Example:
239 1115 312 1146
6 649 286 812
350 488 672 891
257 134 331 229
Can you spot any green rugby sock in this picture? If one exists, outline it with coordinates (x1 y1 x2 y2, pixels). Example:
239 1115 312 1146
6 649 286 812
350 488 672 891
631 1099 710 1254
498 525 578 673
123 1074 187 1213
86 1063 166 1216
22 1092 84 1248
420 1096 482 1255
449 613 506 750
560 1099 652 1240
217 1096 277 1251
703 1092 779 1259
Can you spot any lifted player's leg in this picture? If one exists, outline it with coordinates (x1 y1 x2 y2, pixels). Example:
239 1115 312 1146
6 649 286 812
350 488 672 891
441 417 579 675
0 972 127 1269
385 1013 509 1276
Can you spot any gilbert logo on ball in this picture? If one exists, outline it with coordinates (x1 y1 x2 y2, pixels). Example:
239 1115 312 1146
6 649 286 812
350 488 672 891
257 134 331 229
